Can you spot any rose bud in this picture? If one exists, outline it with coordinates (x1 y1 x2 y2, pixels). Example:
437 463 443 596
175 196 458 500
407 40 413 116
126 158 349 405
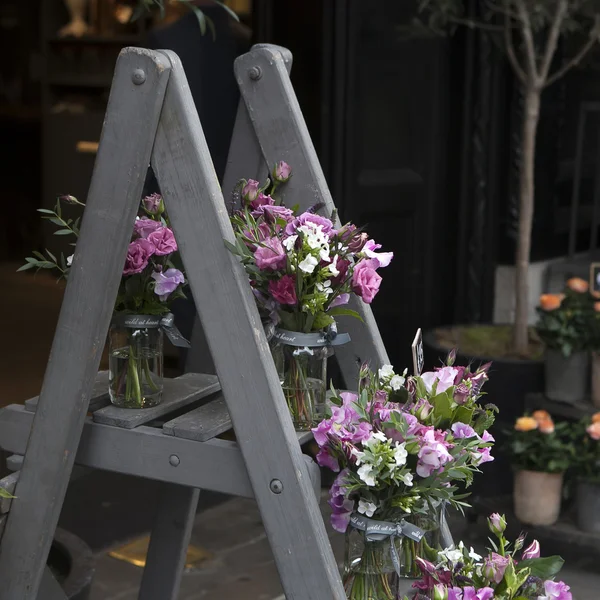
532 410 550 422
59 194 80 204
241 179 260 203
513 533 526 552
487 513 506 535
273 160 292 182
515 416 538 432
433 583 448 600
567 277 589 293
483 553 509 584
446 348 457 367
587 421 600 440
142 193 164 215
539 294 563 311
522 539 540 560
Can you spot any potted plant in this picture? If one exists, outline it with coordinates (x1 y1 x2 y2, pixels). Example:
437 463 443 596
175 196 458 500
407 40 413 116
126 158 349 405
227 162 393 430
313 357 496 596
535 278 592 403
571 413 600 533
505 411 573 526
410 513 571 600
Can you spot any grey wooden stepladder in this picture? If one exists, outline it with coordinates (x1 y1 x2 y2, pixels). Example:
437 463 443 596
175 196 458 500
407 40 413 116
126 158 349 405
0 45 389 599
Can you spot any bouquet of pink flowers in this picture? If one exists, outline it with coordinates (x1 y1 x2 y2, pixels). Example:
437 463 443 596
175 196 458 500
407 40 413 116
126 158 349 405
313 354 497 597
227 161 392 429
22 193 188 408
410 513 570 600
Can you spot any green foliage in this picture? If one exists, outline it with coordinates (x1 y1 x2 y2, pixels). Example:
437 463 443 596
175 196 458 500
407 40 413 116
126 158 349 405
0 487 14 499
535 285 594 357
569 416 600 482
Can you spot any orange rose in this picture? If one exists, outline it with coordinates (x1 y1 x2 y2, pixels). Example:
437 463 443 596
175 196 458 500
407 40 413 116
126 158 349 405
567 277 589 293
539 294 563 311
587 421 600 440
532 410 550 422
538 418 555 434
592 412 600 424
515 417 538 432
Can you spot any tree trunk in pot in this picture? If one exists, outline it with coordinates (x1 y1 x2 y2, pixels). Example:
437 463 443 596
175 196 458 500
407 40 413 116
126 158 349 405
592 353 600 408
544 349 589 403
514 470 563 526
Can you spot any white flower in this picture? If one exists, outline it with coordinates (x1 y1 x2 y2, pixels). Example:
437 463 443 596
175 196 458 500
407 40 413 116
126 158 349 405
298 255 318 273
398 472 413 486
283 235 298 251
66 254 74 267
372 431 387 442
468 547 482 561
352 448 365 466
357 464 377 487
357 499 377 518
393 442 408 466
439 546 463 564
365 431 387 451
328 255 340 277
390 375 405 390
378 364 394 380
316 281 333 296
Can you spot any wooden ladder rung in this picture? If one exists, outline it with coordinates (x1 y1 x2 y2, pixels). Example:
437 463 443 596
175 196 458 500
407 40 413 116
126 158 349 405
92 373 220 429
162 394 231 442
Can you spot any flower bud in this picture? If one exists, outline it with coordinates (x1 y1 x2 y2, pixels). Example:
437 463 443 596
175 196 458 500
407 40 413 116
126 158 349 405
453 383 469 405
446 348 457 367
522 539 540 560
142 193 164 215
348 232 368 253
487 513 506 535
483 553 509 584
241 179 260 203
59 194 81 205
513 533 526 552
433 583 448 600
273 160 292 182
414 398 433 421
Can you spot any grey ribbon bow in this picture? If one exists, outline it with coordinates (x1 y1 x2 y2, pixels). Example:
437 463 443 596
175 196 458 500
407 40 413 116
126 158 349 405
272 324 351 348
113 313 190 348
349 513 425 576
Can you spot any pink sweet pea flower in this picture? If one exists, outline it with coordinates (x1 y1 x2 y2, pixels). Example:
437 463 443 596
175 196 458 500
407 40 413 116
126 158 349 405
522 539 540 559
539 580 572 600
362 239 394 268
421 367 459 394
151 268 185 301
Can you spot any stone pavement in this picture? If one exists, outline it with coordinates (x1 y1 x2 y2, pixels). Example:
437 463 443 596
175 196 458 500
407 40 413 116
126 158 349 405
90 492 600 600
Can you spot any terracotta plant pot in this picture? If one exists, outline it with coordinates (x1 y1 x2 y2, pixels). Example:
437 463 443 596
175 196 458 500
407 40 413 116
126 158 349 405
544 349 589 404
592 353 600 408
513 469 563 526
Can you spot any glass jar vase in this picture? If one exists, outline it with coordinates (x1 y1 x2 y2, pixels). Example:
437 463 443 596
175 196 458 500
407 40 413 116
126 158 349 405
108 318 164 408
343 505 445 599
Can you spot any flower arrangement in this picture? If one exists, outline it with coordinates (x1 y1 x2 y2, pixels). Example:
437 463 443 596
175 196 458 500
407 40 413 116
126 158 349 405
536 278 593 358
313 354 497 596
409 513 570 600
21 193 188 408
227 161 392 428
570 412 600 484
505 412 573 474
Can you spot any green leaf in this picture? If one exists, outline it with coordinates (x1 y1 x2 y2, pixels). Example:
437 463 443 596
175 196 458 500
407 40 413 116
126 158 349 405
54 229 74 236
313 312 334 330
432 392 452 421
46 249 57 263
453 405 474 426
0 487 15 499
216 0 240 21
37 208 56 214
516 556 564 578
224 239 241 256
327 307 364 322
17 262 36 272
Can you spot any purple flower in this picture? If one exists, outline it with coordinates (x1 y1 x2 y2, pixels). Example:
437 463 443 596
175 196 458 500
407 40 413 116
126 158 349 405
461 587 495 600
328 470 353 532
447 588 462 600
134 217 163 239
316 448 339 472
483 553 509 584
273 160 292 182
362 239 393 268
348 232 369 253
312 418 333 446
268 275 297 305
452 422 477 439
147 227 178 256
487 513 506 535
142 193 163 215
421 367 459 394
454 383 470 405
417 429 452 477
285 212 335 237
351 259 382 304
250 192 274 211
254 237 287 271
414 398 433 420
256 204 294 222
481 430 495 443
123 239 155 275
539 580 572 600
329 293 350 308
472 447 494 466
522 539 540 560
330 258 350 286
151 268 185 301
242 179 260 202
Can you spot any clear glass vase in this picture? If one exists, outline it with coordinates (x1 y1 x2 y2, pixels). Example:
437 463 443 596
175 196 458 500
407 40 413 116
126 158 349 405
269 336 333 431
343 507 444 599
108 321 164 408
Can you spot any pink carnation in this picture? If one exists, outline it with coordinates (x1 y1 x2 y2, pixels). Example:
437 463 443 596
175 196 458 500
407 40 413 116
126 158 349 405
123 238 155 275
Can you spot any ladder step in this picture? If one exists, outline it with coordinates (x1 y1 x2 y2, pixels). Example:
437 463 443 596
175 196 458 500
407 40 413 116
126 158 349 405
162 394 231 442
0 472 18 514
24 371 111 413
92 373 219 429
